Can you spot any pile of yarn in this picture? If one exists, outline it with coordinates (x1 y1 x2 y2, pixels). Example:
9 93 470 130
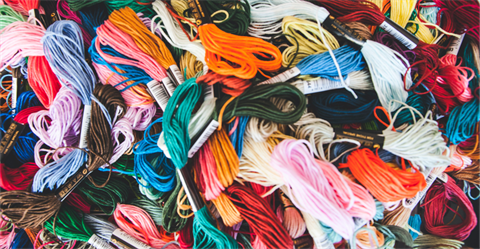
0 0 478 248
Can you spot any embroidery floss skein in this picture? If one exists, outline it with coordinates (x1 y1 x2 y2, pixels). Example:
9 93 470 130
108 7 184 85
422 175 477 241
35 20 96 191
189 0 282 80
44 205 114 249
162 77 237 248
270 139 376 240
339 148 427 202
225 183 293 248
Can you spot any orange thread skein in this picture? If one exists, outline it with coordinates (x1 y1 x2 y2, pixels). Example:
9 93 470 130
339 148 427 202
199 23 282 79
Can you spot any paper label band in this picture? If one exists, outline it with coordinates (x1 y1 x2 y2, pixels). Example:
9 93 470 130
379 17 419 50
11 77 18 113
404 167 437 208
111 229 151 249
259 67 301 85
162 77 176 97
188 120 219 158
322 15 366 48
188 0 211 26
313 231 335 249
167 65 185 87
177 167 204 212
147 80 170 111
300 77 348 94
446 33 465 56
437 173 448 183
203 65 209 75
88 234 115 249
333 128 384 149
78 105 92 149
56 167 91 202
0 121 25 161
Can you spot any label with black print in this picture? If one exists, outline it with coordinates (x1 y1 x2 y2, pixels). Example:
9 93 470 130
379 17 419 50
0 121 25 161
162 77 177 97
446 33 465 56
259 67 301 85
78 105 92 149
299 77 349 94
323 15 366 48
110 228 151 249
167 65 185 87
334 128 384 149
188 120 219 158
88 234 116 249
188 0 212 26
56 166 91 202
147 80 170 111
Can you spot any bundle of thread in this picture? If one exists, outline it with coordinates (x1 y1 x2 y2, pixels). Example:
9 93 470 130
0 0 479 248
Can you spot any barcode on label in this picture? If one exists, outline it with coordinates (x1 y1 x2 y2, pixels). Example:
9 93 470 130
168 65 185 86
259 67 301 85
301 77 347 94
446 34 465 56
88 234 115 249
78 105 92 149
147 80 170 111
379 18 418 50
203 84 214 100
188 120 219 158
162 77 177 97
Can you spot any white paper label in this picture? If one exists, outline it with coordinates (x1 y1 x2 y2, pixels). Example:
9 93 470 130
88 234 115 249
203 64 209 75
168 64 185 86
314 231 335 249
111 228 151 249
188 120 219 158
446 33 465 56
28 9 35 19
379 20 418 50
162 77 176 97
78 105 92 149
11 77 17 114
300 77 348 94
176 168 197 212
147 80 169 111
259 67 301 85
404 168 438 208
437 173 448 183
